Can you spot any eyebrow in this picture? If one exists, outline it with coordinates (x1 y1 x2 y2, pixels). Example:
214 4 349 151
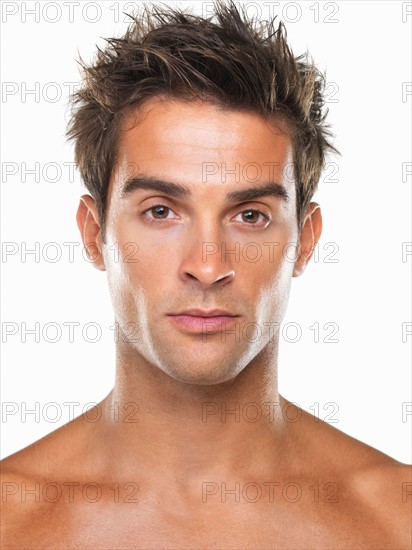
120 175 290 203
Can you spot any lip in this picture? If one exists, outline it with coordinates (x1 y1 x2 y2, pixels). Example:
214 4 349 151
169 309 238 317
167 309 240 334
168 314 239 333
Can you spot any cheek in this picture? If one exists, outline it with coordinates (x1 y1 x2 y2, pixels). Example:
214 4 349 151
243 227 297 318
240 223 297 276
245 247 294 302
103 221 173 303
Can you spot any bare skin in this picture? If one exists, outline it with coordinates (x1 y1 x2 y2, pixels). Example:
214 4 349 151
1 99 411 549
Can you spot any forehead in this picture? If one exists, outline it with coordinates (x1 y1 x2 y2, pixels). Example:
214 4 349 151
109 98 294 198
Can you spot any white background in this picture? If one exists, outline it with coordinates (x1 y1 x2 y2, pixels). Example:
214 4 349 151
1 0 411 462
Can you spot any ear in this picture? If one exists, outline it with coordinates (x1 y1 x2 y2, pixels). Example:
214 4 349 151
292 202 322 277
76 194 106 271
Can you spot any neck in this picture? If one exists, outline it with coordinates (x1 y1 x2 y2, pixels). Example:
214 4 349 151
97 338 292 488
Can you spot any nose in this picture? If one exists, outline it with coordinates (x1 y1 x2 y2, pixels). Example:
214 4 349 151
178 223 236 288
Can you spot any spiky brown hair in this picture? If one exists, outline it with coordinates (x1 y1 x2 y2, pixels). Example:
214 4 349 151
67 0 338 241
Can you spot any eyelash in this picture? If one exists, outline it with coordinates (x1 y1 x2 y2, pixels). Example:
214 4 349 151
140 204 270 227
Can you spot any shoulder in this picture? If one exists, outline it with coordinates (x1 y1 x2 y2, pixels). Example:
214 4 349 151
0 415 102 548
0 410 99 512
1 403 103 476
280 397 411 546
0 462 48 548
348 461 412 546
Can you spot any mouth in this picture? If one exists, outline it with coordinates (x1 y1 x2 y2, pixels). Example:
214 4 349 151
167 309 240 334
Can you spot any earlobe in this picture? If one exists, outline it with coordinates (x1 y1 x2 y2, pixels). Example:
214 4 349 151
76 194 106 272
292 202 322 277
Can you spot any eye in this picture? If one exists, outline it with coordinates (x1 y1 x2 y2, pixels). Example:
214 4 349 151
141 204 178 222
140 205 270 227
233 209 269 227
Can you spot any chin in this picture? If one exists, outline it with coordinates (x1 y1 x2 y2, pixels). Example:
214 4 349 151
162 359 241 387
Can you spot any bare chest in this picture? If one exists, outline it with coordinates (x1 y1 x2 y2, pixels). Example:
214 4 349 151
5 496 399 549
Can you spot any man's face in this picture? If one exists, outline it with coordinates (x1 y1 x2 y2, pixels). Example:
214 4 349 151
93 98 304 385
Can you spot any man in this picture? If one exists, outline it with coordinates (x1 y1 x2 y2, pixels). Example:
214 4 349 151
1 1 410 548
